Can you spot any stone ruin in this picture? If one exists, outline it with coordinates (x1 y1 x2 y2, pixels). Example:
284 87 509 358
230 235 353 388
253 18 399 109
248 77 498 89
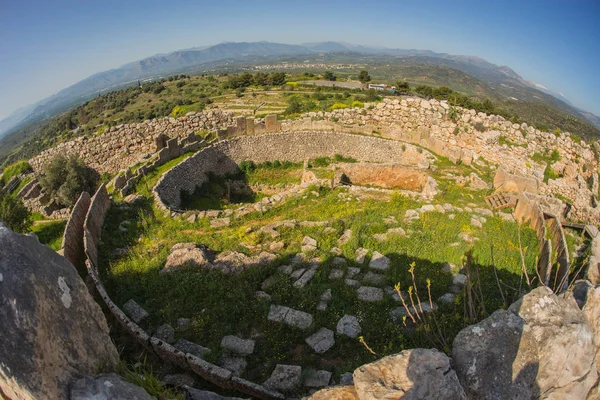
5 94 600 399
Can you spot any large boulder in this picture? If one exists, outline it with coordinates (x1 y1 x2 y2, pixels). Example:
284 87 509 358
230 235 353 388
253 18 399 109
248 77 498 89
70 373 155 400
0 225 119 400
352 349 466 399
305 386 359 399
584 286 600 372
452 286 598 399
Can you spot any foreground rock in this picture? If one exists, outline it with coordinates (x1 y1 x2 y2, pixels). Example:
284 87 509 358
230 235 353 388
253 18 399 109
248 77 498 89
183 385 246 400
0 225 119 400
305 386 359 399
452 286 598 399
353 349 465 399
70 373 154 400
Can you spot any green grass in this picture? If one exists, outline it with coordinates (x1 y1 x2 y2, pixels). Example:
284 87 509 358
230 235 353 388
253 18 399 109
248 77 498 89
0 160 31 185
99 173 538 388
31 220 66 250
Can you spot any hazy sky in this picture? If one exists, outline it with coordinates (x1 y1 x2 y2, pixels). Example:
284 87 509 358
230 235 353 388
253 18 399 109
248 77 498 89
1 0 599 120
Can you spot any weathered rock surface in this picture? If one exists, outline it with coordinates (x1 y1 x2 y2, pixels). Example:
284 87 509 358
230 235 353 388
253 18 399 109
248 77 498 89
70 373 155 400
353 349 466 399
336 315 362 338
305 328 335 354
0 226 119 400
583 286 600 372
183 385 246 400
452 286 598 399
163 243 209 272
220 335 255 356
304 386 359 399
264 364 302 392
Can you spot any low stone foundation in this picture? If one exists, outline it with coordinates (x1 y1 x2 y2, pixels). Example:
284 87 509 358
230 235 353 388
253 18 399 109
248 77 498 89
154 131 435 208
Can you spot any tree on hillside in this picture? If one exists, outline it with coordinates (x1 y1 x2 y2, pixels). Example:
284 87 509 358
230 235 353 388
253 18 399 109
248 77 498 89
0 193 31 233
323 71 336 81
39 155 99 207
395 81 411 94
358 70 371 84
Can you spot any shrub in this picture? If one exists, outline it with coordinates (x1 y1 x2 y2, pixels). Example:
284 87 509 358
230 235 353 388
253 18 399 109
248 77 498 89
473 122 486 132
238 160 256 174
39 155 99 207
352 100 364 108
330 102 349 111
550 149 560 162
1 160 32 185
0 193 31 233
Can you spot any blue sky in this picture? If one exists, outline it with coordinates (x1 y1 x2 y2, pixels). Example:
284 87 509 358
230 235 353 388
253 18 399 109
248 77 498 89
0 0 599 120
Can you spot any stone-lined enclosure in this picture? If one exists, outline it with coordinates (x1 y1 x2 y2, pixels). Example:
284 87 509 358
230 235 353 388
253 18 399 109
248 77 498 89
153 131 434 208
69 185 286 400
28 95 600 224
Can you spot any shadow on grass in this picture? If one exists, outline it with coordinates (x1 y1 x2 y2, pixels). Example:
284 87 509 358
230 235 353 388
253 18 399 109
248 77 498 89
31 219 66 251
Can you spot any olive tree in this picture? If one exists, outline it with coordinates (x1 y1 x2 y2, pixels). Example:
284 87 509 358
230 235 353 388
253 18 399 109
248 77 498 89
0 193 31 233
39 155 99 207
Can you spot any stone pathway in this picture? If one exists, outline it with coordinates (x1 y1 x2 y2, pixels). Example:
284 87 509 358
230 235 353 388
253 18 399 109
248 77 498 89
220 335 255 356
357 286 384 302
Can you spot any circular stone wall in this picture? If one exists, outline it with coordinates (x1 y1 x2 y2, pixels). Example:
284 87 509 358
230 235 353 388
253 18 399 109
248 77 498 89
153 131 434 208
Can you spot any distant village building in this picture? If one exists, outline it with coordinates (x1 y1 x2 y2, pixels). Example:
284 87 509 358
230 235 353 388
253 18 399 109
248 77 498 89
367 83 396 92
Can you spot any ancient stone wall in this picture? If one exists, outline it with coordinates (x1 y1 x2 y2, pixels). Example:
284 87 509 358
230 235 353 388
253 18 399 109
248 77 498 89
29 110 235 174
154 131 434 208
514 193 553 285
547 216 571 291
83 184 111 268
61 191 91 269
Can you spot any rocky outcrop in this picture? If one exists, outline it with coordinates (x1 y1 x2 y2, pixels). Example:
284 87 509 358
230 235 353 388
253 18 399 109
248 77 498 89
70 374 155 400
352 349 466 400
0 224 119 400
452 287 597 399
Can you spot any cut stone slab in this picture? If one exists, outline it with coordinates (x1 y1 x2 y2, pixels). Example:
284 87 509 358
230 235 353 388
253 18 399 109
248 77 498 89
220 335 255 356
210 217 231 228
339 372 354 386
329 268 345 280
278 265 293 275
304 370 332 388
453 273 468 287
154 324 175 343
255 291 272 301
268 305 313 330
389 303 438 323
290 268 306 280
330 247 343 255
345 279 360 287
363 271 385 285
285 309 314 330
438 293 456 304
218 356 247 377
261 275 279 291
337 229 352 246
346 267 361 279
301 236 318 252
336 315 362 338
122 299 149 323
305 328 335 354
293 267 317 288
264 364 302 392
369 251 390 271
174 339 210 359
332 257 347 266
357 286 384 302
355 248 369 264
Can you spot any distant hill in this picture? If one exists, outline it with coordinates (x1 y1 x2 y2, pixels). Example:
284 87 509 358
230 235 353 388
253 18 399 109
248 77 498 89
1 40 599 143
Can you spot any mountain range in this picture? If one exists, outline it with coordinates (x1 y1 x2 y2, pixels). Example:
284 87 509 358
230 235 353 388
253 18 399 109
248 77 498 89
1 41 598 140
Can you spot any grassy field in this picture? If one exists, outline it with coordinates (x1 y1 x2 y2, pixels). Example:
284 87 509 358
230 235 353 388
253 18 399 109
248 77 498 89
98 156 540 391
31 219 66 250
